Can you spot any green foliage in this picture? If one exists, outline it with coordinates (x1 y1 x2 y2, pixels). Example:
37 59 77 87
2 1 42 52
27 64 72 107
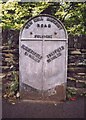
1 2 86 34
3 71 19 99
9 71 19 93
66 87 77 99
55 2 86 35
2 2 29 29
1 2 49 29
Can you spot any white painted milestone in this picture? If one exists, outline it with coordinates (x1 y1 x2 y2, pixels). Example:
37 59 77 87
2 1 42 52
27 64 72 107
19 14 68 91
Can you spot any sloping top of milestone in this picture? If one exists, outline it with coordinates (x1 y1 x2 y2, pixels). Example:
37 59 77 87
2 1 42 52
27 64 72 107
20 14 68 41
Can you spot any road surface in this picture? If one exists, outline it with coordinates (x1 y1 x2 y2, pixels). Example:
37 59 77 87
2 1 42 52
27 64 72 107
2 96 86 119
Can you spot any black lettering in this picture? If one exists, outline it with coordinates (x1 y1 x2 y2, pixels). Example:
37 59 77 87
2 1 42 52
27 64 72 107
47 55 49 58
29 54 39 63
58 47 62 52
36 24 51 28
37 60 40 63
24 52 28 56
37 24 40 27
49 54 52 58
50 35 52 38
25 21 33 29
34 35 36 38
46 46 64 63
33 17 43 22
44 24 47 27
48 24 51 28
41 24 43 28
47 53 61 63
34 35 52 38
47 17 62 29
61 46 64 50
21 44 42 63
47 59 51 63
21 44 24 49
51 55 57 61
56 52 61 57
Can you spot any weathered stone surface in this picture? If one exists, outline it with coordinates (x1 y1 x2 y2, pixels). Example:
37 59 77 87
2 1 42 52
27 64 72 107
19 14 68 101
67 80 76 87
68 67 86 73
20 83 66 101
76 81 86 88
71 50 81 55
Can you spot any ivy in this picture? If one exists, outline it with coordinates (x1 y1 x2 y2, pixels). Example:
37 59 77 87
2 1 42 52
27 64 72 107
1 2 86 35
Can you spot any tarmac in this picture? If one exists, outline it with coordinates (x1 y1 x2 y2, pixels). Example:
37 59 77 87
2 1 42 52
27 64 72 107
0 96 2 120
2 96 86 119
2 97 86 118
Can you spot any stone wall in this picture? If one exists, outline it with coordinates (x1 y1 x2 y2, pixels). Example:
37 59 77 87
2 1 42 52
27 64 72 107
1 30 86 95
67 35 86 95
